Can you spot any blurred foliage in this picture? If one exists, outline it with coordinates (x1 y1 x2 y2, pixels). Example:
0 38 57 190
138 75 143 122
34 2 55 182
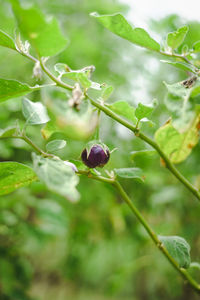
0 0 200 300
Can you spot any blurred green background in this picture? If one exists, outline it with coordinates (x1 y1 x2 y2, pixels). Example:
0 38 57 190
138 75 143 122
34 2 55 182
0 0 200 299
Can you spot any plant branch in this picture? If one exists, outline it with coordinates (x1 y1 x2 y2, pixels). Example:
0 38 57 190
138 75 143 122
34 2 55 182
14 30 200 295
11 130 200 292
39 58 74 91
12 134 53 158
114 180 200 294
11 45 200 291
77 169 114 184
95 109 101 140
18 50 38 63
17 49 200 202
78 170 200 294
17 49 74 91
86 95 200 202
159 50 192 65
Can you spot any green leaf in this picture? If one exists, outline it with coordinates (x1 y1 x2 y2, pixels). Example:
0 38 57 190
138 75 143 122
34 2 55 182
0 122 21 138
55 63 98 89
69 159 88 171
55 63 102 90
155 114 200 164
191 84 200 98
192 40 200 52
108 101 137 124
114 167 144 182
32 154 80 202
101 85 113 101
10 0 67 57
0 78 34 103
159 235 191 268
77 73 92 89
46 139 66 152
135 103 154 121
130 150 157 160
164 81 189 99
54 63 70 75
161 60 197 74
22 98 50 125
167 26 188 50
181 44 189 55
0 162 37 195
155 122 182 162
41 121 58 140
0 30 16 50
91 12 160 52
183 22 200 48
189 262 200 270
163 80 194 130
64 71 91 87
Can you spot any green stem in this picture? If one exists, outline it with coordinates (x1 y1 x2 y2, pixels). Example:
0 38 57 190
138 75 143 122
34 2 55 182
138 132 200 200
77 169 114 184
113 180 200 294
17 50 74 91
17 49 200 201
12 134 53 158
78 170 200 294
95 109 101 140
16 48 200 293
114 180 158 243
18 50 38 63
159 50 192 65
86 95 200 202
39 58 74 91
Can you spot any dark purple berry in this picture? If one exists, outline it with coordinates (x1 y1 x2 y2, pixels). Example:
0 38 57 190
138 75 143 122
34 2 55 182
81 144 110 168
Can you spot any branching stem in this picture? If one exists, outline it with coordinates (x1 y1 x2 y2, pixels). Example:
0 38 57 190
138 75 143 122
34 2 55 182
86 95 200 202
17 49 200 201
12 32 200 296
5 129 200 293
159 50 192 65
11 134 53 158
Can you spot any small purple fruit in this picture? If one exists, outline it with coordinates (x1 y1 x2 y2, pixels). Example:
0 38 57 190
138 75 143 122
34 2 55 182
81 144 110 168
